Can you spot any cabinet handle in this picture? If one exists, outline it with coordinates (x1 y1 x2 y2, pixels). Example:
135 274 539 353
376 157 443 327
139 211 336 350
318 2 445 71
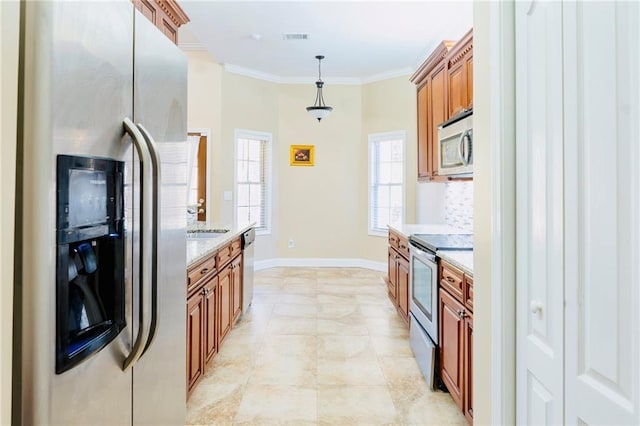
201 288 207 296
446 276 454 283
200 268 209 275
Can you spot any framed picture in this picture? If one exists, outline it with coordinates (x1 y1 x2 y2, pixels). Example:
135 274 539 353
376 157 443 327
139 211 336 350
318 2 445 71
290 145 315 166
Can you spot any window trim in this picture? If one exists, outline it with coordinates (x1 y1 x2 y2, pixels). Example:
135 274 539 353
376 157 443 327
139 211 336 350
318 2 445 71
234 128 273 236
368 130 406 237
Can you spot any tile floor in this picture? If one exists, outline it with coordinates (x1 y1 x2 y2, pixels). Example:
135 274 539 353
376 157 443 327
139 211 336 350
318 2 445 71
187 267 467 425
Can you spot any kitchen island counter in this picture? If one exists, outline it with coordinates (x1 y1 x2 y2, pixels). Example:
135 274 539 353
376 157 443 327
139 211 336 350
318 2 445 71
186 223 254 266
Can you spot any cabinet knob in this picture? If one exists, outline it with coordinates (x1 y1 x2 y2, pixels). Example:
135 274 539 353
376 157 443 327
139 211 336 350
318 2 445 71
530 300 543 316
200 268 209 275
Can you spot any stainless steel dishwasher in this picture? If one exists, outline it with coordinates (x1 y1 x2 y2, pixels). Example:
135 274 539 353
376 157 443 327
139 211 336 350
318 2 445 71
241 228 255 313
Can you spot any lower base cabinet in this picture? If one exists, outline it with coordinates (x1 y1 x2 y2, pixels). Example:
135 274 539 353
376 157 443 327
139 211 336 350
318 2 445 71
439 260 473 424
186 236 244 399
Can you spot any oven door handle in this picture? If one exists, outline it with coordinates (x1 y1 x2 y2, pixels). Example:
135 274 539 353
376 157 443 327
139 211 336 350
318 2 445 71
411 246 437 263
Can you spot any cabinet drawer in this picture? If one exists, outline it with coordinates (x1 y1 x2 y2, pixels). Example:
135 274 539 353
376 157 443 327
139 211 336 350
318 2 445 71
230 237 242 259
464 275 473 312
388 231 400 250
187 254 217 296
397 235 410 259
216 243 232 268
440 261 464 303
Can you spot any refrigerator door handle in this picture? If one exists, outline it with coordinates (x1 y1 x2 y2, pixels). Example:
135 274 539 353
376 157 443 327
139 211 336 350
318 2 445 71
122 117 154 371
136 123 160 353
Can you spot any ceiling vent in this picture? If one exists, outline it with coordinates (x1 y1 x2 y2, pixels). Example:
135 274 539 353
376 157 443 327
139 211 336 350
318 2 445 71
283 33 309 40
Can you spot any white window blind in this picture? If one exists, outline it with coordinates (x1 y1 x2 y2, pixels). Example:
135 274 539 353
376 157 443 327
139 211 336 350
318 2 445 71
369 131 405 235
235 130 272 234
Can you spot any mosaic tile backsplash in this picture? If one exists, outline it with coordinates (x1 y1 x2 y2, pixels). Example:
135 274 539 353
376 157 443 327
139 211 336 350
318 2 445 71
444 181 473 233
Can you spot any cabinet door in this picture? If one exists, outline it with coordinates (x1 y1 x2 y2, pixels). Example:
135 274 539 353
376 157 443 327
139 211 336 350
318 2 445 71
465 55 473 110
448 61 467 117
203 277 218 367
397 255 410 321
439 288 464 409
231 255 243 324
387 247 398 304
217 266 232 345
133 0 158 24
186 291 204 395
417 83 430 180
430 64 447 175
464 313 473 423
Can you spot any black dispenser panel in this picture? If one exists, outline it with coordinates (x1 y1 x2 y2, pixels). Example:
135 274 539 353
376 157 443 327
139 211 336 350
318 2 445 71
56 155 125 374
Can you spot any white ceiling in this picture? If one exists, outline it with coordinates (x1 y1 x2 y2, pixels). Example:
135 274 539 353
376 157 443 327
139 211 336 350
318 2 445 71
178 1 473 84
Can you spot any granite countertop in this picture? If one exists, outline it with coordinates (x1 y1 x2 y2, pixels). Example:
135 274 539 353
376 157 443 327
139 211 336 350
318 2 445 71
388 223 470 239
437 250 473 276
186 222 255 266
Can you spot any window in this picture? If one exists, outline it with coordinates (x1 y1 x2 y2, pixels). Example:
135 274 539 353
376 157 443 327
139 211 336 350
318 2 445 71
369 131 405 236
235 129 272 234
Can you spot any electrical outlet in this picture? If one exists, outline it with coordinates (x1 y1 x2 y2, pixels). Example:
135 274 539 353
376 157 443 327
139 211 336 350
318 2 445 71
288 239 295 248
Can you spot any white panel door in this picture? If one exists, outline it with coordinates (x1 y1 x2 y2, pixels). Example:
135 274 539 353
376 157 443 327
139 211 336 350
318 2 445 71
563 1 640 424
515 1 565 424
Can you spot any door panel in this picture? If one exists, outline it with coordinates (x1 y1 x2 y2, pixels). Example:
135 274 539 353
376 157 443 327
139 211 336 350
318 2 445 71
431 66 447 174
563 1 640 424
186 292 203 390
204 277 218 365
440 289 463 408
515 1 564 424
132 8 188 425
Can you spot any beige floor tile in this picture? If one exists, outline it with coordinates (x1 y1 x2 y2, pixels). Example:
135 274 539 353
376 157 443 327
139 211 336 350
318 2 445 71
317 335 374 359
317 318 369 336
235 384 317 424
370 335 415 358
272 303 318 318
261 335 318 358
186 382 244 425
317 293 358 304
250 354 317 386
365 317 410 337
317 355 387 385
187 267 466 425
267 317 317 335
317 385 397 424
316 303 360 319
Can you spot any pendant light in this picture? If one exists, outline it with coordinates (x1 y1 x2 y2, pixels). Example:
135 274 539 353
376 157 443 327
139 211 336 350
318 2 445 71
306 55 333 122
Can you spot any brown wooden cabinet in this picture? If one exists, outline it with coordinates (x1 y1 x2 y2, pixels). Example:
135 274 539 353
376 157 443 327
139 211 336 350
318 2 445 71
186 287 204 396
203 276 218 368
411 29 473 181
411 42 452 181
447 29 474 117
386 229 410 325
217 263 232 346
132 0 190 45
439 259 473 424
186 235 245 399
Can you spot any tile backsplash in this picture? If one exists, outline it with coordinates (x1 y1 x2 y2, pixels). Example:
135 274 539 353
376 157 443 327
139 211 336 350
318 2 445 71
444 181 473 233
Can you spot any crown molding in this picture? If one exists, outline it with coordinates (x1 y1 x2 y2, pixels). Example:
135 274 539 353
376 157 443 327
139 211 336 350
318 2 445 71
224 63 411 86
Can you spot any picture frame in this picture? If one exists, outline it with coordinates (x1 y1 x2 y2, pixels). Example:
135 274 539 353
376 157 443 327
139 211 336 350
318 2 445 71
290 145 315 166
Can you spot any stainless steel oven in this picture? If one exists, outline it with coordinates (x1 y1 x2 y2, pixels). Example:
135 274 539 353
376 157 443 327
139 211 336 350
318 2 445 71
408 233 473 389
409 245 439 344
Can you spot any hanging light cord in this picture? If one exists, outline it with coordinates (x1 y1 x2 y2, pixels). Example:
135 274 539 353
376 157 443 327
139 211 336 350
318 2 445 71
314 57 326 107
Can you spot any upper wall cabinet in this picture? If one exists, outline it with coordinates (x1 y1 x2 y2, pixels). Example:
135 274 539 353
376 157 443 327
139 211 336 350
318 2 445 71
411 29 473 182
411 42 453 181
447 29 473 117
133 0 190 45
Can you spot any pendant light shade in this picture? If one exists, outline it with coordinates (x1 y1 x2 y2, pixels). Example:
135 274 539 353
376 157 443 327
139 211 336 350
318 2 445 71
306 55 333 122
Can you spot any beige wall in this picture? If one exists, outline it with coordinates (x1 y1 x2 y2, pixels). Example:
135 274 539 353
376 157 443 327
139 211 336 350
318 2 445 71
1 1 20 423
361 76 417 259
186 51 416 264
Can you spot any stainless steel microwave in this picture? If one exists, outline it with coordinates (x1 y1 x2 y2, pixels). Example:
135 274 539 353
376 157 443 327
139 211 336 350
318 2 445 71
438 110 473 176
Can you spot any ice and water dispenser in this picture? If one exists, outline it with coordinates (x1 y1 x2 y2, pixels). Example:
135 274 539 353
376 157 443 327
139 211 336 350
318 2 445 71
55 155 126 373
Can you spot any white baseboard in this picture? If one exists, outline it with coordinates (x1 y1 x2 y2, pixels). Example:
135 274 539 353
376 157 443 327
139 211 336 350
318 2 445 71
255 258 386 272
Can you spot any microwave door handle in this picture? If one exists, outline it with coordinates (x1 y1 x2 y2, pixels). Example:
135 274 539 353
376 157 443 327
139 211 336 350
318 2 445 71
122 117 153 371
136 123 160 354
458 132 466 165
462 131 472 166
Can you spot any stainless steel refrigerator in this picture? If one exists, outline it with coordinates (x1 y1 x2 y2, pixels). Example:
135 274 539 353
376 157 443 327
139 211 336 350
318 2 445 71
14 1 188 424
